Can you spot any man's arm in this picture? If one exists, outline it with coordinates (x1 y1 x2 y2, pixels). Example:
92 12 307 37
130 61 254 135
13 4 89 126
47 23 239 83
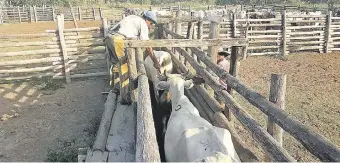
146 47 161 72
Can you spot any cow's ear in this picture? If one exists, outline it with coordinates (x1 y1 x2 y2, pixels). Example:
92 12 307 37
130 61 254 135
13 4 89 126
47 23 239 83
156 81 170 90
184 80 194 89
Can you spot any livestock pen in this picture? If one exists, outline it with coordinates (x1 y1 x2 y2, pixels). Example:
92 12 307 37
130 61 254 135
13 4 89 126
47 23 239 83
1 12 340 162
81 17 339 161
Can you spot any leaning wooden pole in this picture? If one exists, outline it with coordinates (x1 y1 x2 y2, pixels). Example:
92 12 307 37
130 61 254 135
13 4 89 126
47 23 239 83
135 48 161 162
92 91 118 151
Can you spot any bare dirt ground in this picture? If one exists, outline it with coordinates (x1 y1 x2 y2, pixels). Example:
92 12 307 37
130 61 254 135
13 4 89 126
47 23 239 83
234 52 340 161
0 78 107 161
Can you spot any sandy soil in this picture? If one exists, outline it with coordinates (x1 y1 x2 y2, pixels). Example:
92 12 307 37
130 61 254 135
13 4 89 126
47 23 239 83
234 52 340 161
0 78 107 161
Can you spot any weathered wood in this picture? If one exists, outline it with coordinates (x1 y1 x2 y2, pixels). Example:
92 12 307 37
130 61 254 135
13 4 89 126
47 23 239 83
325 11 332 53
185 47 340 162
106 102 136 162
68 2 79 37
214 113 259 162
265 74 286 161
124 38 247 48
185 88 213 123
268 74 286 145
135 48 160 162
46 27 100 33
99 7 103 19
0 33 56 38
174 47 295 161
17 6 21 23
282 10 287 56
93 91 117 151
92 7 96 20
0 48 77 57
78 7 82 20
52 6 55 21
57 14 71 84
127 48 137 102
33 6 37 22
70 72 107 78
232 13 237 37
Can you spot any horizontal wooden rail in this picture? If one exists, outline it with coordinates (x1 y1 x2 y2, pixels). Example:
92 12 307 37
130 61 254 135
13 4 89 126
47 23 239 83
123 38 247 48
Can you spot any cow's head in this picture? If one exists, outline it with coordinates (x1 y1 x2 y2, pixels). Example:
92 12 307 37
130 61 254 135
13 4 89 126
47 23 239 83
156 70 194 104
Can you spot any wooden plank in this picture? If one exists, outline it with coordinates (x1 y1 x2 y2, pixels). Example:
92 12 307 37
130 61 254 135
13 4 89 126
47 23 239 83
175 47 295 162
0 33 56 38
247 30 281 34
70 72 107 78
124 38 247 48
45 27 100 33
248 35 282 39
135 48 161 162
286 26 325 30
106 103 136 162
0 48 77 57
0 57 63 66
248 46 280 50
93 91 117 151
57 14 71 84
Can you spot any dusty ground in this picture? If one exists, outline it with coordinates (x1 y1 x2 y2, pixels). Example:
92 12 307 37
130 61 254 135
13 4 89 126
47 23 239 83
0 78 108 161
234 52 340 161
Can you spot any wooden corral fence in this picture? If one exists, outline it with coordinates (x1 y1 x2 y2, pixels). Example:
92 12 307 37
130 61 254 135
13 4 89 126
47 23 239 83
158 5 191 12
158 21 340 162
170 10 340 57
0 6 122 23
0 14 108 83
82 19 340 162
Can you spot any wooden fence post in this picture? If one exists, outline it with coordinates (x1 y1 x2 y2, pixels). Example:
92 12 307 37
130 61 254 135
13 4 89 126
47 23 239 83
17 6 21 23
207 21 220 96
33 6 37 22
57 14 71 84
52 6 55 21
265 74 286 161
175 10 182 60
225 46 242 124
325 11 332 53
232 12 237 37
92 7 96 20
127 48 137 102
29 6 33 22
99 7 103 19
135 47 161 162
282 10 287 56
78 7 82 20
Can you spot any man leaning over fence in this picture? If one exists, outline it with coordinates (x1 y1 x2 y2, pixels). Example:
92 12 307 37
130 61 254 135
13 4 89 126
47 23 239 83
104 11 162 100
106 11 161 70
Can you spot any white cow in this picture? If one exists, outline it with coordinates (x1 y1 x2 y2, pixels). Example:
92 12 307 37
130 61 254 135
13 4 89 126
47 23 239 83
144 50 173 104
156 71 241 162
